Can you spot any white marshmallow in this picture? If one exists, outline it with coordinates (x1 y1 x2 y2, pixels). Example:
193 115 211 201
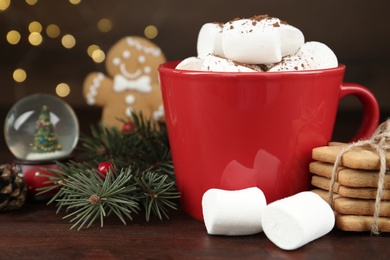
262 191 335 250
197 23 224 59
296 41 338 69
280 24 305 56
222 17 282 64
202 187 267 236
268 54 311 72
201 54 262 72
268 41 338 71
175 57 203 71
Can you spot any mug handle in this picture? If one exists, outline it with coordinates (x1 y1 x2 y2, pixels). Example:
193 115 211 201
340 82 380 141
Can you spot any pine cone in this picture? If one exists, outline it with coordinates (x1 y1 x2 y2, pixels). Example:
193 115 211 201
0 164 27 212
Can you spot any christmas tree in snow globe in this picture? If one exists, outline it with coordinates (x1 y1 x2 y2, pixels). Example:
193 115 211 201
28 105 64 160
4 94 79 199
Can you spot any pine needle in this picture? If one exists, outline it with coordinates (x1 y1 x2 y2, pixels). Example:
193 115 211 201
38 112 179 230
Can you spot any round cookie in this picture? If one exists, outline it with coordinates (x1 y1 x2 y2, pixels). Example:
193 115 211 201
83 36 166 129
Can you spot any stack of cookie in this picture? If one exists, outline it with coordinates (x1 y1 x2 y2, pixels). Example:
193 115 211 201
310 142 390 232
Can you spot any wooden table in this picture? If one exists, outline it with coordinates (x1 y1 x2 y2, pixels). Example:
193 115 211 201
1 109 389 259
0 199 389 259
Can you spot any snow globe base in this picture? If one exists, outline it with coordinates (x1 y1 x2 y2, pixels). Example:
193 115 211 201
14 157 71 200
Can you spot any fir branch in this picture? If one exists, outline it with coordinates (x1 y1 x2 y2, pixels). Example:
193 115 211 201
37 161 104 212
135 171 180 221
78 124 131 161
38 112 180 229
76 113 175 184
57 167 139 230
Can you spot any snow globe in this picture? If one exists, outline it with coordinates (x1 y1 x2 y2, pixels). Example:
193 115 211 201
4 94 79 199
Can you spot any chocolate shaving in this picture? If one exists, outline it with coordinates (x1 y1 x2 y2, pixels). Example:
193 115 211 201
258 64 270 71
229 17 242 23
250 14 269 21
212 22 224 28
280 20 289 25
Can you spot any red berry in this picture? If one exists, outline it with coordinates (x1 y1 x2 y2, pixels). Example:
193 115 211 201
97 161 114 178
122 121 135 133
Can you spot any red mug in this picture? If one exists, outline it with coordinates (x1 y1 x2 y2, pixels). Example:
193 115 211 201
158 60 379 220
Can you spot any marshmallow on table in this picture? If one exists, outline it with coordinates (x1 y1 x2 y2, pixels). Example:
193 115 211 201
201 54 262 72
175 57 203 70
197 23 224 59
202 187 267 236
262 191 335 250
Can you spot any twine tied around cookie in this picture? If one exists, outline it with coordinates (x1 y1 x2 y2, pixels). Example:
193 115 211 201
328 119 390 235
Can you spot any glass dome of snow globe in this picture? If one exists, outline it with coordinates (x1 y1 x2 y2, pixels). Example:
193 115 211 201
4 94 79 162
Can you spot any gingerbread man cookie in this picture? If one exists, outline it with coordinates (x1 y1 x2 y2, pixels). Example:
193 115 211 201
83 36 166 129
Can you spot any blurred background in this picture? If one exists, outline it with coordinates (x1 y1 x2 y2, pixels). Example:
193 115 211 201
0 0 389 146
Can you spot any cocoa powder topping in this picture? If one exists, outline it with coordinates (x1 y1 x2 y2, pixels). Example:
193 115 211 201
251 14 268 21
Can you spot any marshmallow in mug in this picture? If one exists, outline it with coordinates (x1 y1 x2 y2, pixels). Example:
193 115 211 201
262 191 335 250
176 40 338 72
175 56 203 71
222 16 304 64
202 187 267 236
197 23 224 59
175 54 263 72
201 54 262 72
268 41 338 72
197 15 304 64
177 14 338 72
